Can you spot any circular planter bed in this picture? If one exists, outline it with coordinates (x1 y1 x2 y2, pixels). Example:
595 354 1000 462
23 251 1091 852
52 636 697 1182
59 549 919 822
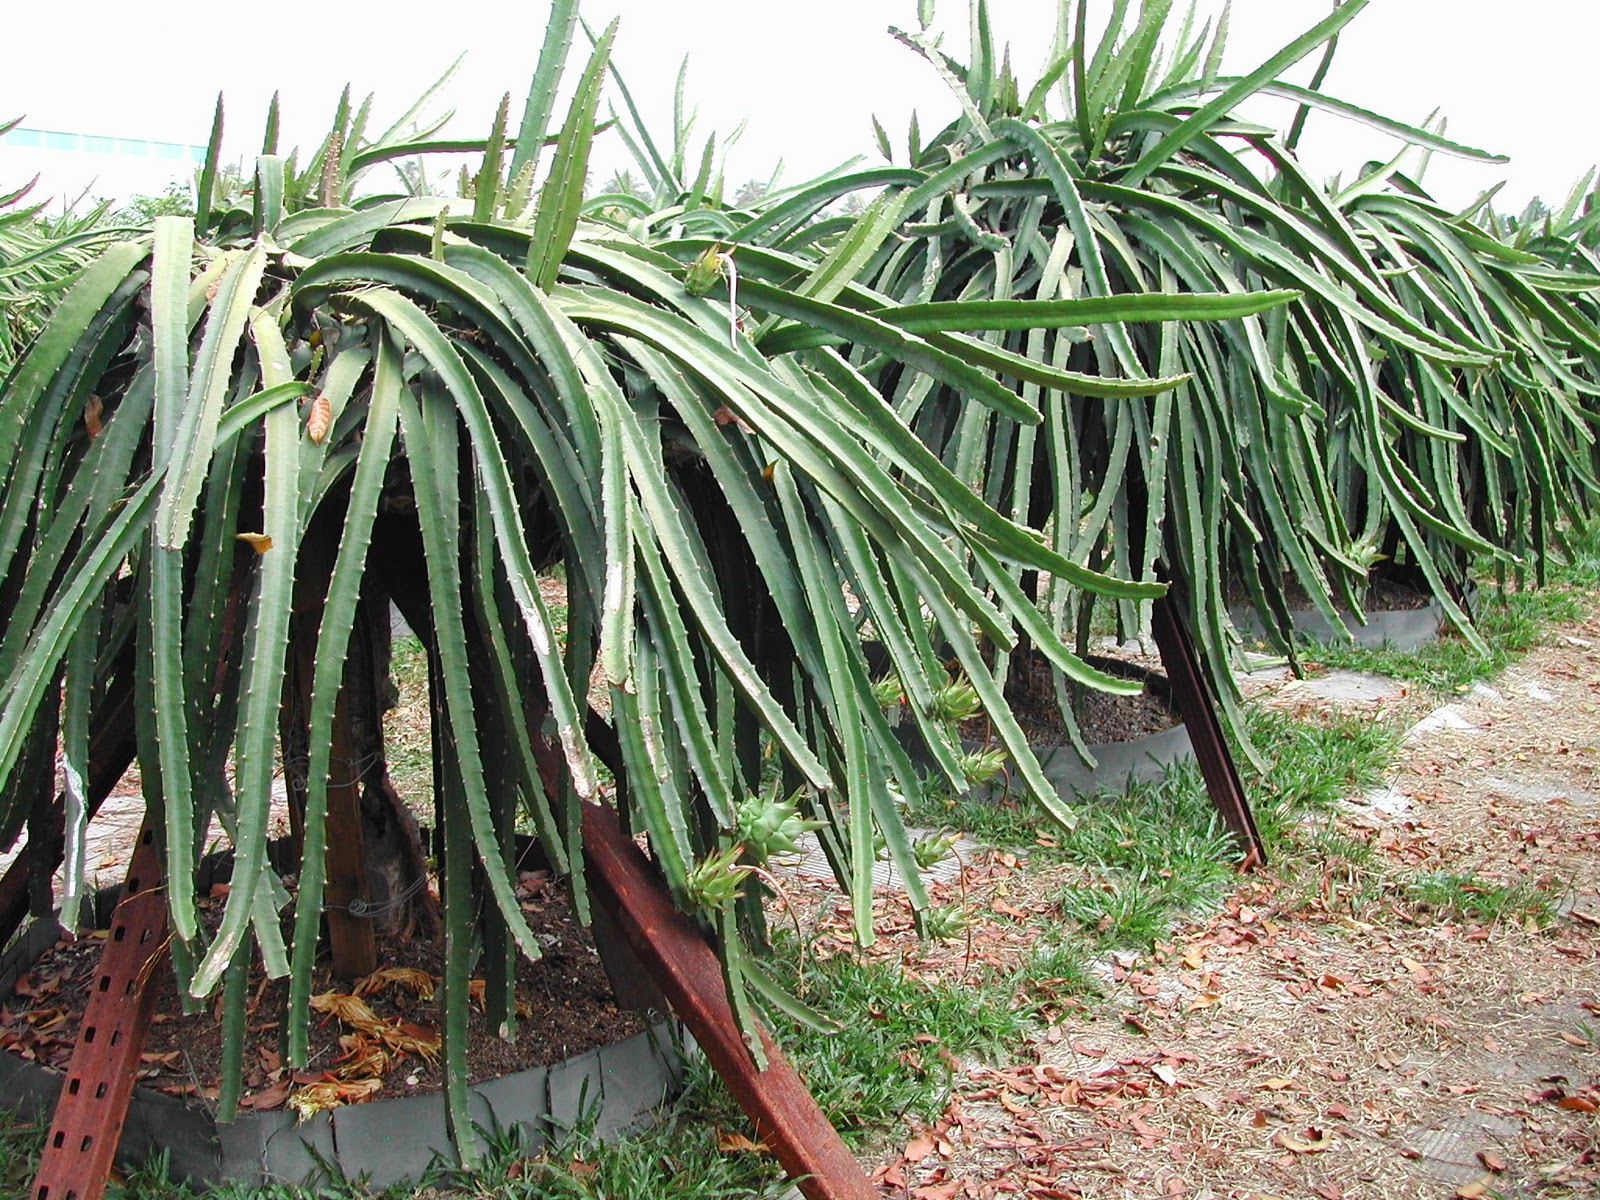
1229 598 1445 652
886 650 1196 805
968 655 1194 804
1228 572 1456 653
0 874 687 1190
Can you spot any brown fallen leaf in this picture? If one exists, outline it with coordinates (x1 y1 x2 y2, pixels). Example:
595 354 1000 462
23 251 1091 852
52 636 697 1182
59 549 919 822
354 966 436 1001
1558 1031 1591 1047
1556 1095 1598 1112
287 1076 381 1123
1275 1127 1333 1154
1479 1150 1507 1172
246 1077 293 1111
998 1092 1029 1115
903 1130 937 1163
716 1131 768 1155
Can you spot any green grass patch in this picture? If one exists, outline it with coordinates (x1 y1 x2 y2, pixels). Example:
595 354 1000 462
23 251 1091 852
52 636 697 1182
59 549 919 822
1405 871 1560 928
909 702 1404 947
385 631 434 805
1242 707 1400 845
771 949 1028 1131
435 1062 791 1199
910 761 1241 949
1007 939 1100 1020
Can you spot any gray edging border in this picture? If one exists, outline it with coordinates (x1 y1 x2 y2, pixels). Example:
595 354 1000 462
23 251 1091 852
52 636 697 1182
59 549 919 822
890 655 1197 805
0 917 688 1190
1230 600 1445 653
968 720 1196 804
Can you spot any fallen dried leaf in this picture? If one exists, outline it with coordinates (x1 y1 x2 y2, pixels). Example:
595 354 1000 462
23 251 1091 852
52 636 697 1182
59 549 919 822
716 1131 768 1155
354 967 436 1001
1274 1128 1332 1154
246 1077 293 1111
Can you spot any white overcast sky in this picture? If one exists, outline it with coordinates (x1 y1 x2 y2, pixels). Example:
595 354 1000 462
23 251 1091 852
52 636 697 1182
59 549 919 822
3 0 1596 212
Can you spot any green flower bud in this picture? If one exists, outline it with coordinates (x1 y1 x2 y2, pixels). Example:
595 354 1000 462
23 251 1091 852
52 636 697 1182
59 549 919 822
685 844 751 912
958 746 1008 786
870 673 906 711
734 791 823 864
684 243 728 297
923 904 970 942
912 832 961 872
931 676 981 724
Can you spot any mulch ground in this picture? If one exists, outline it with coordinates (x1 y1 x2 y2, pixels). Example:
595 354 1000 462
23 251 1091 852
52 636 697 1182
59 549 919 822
850 603 1600 1199
0 869 642 1118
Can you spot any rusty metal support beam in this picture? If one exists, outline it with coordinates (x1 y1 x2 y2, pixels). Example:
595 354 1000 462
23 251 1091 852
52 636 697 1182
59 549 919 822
580 801 875 1200
30 820 170 1200
1150 590 1266 868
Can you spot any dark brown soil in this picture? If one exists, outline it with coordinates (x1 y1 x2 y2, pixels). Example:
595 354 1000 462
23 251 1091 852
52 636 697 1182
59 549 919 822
0 870 643 1113
962 651 1179 747
1227 571 1432 613
1073 684 1180 744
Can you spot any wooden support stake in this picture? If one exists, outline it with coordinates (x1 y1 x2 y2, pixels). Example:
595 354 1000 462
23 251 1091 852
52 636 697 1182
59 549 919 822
1150 590 1267 868
285 510 377 981
580 801 876 1200
30 821 170 1200
320 683 378 980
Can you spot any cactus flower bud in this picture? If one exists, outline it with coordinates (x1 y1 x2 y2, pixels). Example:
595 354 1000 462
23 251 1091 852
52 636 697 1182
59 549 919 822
734 790 823 864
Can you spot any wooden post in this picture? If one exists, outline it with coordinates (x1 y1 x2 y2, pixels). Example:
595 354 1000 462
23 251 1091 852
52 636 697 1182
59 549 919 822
1150 587 1267 867
318 682 378 979
284 505 378 980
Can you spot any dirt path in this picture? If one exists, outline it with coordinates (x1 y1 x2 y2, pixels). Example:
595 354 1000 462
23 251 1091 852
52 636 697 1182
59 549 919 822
877 607 1600 1199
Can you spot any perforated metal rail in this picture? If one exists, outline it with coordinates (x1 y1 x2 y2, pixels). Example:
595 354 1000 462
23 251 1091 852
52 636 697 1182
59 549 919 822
31 821 169 1200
